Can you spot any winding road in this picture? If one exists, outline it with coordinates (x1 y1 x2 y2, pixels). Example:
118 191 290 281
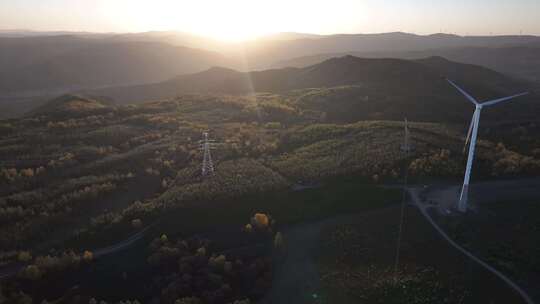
408 186 535 304
2 178 539 304
260 207 397 304
0 224 153 280
263 179 540 304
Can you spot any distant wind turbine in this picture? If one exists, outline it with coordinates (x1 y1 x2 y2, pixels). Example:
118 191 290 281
447 79 529 212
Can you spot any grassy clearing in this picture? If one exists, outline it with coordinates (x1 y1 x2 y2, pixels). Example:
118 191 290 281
315 206 526 304
158 176 401 239
35 178 400 303
441 199 540 299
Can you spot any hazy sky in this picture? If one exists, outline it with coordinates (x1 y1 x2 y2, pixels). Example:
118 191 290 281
1 0 539 40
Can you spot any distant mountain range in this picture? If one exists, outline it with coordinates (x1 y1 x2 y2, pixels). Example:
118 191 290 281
2 31 540 119
92 55 531 100
240 32 540 68
0 36 231 96
0 29 102 37
272 46 540 83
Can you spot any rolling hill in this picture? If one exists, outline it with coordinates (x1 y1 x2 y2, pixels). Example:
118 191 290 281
0 37 233 96
3 32 540 120
90 55 538 124
240 32 540 68
3 31 540 98
2 38 540 304
29 94 113 118
272 45 540 83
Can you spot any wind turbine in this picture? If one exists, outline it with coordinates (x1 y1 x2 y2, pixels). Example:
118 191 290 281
447 79 529 212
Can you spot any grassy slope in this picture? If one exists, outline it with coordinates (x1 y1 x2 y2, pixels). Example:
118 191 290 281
1 89 540 303
440 199 540 300
316 206 526 303
2 93 539 253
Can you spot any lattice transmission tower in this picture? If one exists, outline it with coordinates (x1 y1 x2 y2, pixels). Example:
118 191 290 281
400 118 414 153
199 132 217 177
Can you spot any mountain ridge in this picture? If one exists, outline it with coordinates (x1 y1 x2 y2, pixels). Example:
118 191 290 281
90 55 535 107
3 31 540 97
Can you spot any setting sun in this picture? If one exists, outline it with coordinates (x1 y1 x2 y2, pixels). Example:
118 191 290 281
99 0 366 40
101 0 271 40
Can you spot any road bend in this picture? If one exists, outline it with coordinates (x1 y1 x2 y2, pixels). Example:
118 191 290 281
408 187 535 304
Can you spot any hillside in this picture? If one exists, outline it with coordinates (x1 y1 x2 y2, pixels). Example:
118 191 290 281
3 31 540 98
3 92 540 252
29 94 113 118
272 45 540 83
91 56 538 123
241 32 540 67
2 88 540 303
0 38 232 95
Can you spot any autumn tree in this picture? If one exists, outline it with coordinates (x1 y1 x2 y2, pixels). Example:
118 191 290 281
17 251 32 263
19 264 42 280
83 250 94 262
175 297 202 304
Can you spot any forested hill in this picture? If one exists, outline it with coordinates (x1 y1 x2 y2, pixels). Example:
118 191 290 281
90 55 539 123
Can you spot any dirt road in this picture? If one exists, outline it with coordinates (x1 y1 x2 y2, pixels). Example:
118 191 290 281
424 177 540 214
0 225 152 281
260 207 396 304
263 177 540 304
408 187 535 304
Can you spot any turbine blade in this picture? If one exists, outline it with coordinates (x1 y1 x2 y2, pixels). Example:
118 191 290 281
463 110 476 154
481 92 529 106
447 79 479 105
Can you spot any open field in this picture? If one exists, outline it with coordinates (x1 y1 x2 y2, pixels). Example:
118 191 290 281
314 205 527 304
438 198 540 301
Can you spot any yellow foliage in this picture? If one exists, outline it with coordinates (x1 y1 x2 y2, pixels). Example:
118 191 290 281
196 247 206 256
252 213 269 229
131 218 142 228
209 254 226 268
274 232 284 248
19 265 42 280
20 168 34 178
83 250 93 262
17 251 32 262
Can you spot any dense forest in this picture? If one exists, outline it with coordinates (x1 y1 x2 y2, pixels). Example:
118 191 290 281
1 81 539 303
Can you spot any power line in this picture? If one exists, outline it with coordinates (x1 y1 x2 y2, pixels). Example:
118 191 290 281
394 118 411 278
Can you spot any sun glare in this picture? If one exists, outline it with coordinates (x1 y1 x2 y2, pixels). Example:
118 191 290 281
100 0 365 41
102 0 280 41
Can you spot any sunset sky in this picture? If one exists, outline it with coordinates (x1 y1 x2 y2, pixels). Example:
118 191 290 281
1 0 539 40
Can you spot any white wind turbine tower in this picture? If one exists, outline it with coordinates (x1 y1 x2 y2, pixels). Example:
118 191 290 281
447 79 529 212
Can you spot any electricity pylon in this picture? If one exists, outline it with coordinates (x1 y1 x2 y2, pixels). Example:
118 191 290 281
400 118 414 153
199 132 217 177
